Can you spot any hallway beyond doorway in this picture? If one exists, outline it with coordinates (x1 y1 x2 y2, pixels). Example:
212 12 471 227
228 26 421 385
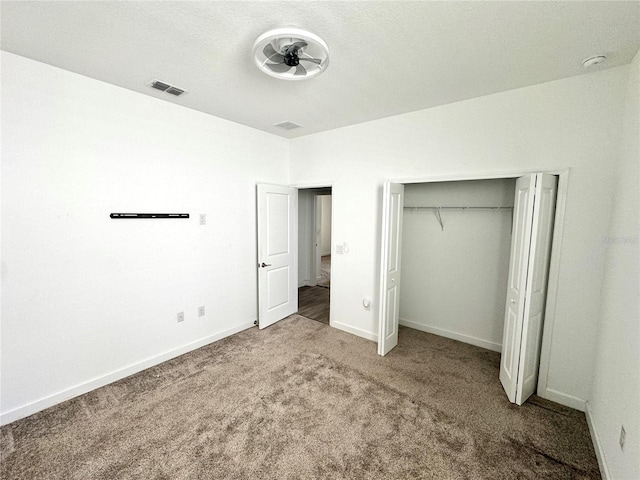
299 255 331 324
317 255 331 288
298 286 330 324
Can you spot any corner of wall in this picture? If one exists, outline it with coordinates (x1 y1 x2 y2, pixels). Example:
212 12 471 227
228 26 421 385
585 401 611 480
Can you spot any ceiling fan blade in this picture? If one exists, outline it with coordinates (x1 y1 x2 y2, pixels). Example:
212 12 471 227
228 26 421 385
265 62 292 73
286 41 308 53
294 64 307 76
263 43 284 62
299 57 322 65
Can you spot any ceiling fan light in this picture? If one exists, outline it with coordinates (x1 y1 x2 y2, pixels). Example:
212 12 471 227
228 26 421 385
253 27 329 81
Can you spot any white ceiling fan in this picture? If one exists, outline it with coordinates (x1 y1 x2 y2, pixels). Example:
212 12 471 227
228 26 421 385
253 27 330 81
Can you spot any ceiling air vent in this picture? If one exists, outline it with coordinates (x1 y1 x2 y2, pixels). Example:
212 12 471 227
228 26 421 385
165 86 185 96
274 121 302 130
150 80 171 91
148 79 187 97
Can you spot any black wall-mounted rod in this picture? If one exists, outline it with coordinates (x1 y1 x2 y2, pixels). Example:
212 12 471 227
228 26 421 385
110 213 190 219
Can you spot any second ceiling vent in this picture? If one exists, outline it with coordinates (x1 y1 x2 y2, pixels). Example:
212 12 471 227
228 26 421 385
149 79 187 97
274 121 302 130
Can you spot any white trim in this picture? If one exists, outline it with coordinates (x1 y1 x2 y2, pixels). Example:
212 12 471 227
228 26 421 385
538 387 586 412
399 318 502 353
0 322 255 426
331 320 377 342
390 167 569 185
313 194 322 285
585 401 611 480
289 180 335 188
536 169 570 398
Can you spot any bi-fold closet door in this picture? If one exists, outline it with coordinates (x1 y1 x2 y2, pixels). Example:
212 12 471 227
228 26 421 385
378 173 557 406
499 173 557 405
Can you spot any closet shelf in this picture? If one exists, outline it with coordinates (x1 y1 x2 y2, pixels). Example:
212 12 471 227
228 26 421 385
403 206 513 231
403 206 513 210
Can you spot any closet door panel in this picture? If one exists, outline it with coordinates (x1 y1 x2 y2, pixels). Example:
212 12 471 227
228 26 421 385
499 175 536 403
515 173 557 405
385 285 398 340
378 181 404 356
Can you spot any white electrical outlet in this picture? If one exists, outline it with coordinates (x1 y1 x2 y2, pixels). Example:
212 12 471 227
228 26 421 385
177 312 185 323
199 214 206 225
619 425 626 451
198 306 205 317
336 244 344 254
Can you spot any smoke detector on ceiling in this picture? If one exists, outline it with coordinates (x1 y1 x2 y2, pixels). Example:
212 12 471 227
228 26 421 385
582 55 607 68
253 28 329 81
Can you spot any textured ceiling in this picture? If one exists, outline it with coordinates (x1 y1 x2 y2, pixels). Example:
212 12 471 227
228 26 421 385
2 1 639 138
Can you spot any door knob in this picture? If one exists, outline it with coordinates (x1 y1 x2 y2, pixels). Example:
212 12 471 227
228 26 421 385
260 262 272 268
510 299 516 304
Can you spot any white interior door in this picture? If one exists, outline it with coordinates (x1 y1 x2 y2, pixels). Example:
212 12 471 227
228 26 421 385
257 183 298 329
500 175 537 402
500 173 557 405
378 182 404 356
515 173 557 404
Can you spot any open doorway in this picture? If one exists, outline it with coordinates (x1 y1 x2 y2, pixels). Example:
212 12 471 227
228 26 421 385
297 188 332 324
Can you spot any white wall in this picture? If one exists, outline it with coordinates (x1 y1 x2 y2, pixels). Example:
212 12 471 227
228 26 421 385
319 195 332 256
400 179 515 352
587 51 639 480
0 52 289 423
289 66 628 409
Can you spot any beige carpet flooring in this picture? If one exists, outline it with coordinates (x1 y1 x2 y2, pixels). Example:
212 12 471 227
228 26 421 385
0 316 600 479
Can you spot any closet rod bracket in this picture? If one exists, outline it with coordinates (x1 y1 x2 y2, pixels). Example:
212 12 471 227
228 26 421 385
434 207 444 231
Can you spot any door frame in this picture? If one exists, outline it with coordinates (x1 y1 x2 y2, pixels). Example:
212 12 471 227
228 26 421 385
314 193 333 285
292 181 336 327
386 168 569 407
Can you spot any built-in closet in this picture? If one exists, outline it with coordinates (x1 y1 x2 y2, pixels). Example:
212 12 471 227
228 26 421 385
378 173 559 405
399 179 516 353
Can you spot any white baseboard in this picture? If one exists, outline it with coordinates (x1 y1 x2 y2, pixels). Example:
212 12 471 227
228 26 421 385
585 401 610 480
331 320 377 342
0 322 255 426
399 318 502 353
537 387 586 412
